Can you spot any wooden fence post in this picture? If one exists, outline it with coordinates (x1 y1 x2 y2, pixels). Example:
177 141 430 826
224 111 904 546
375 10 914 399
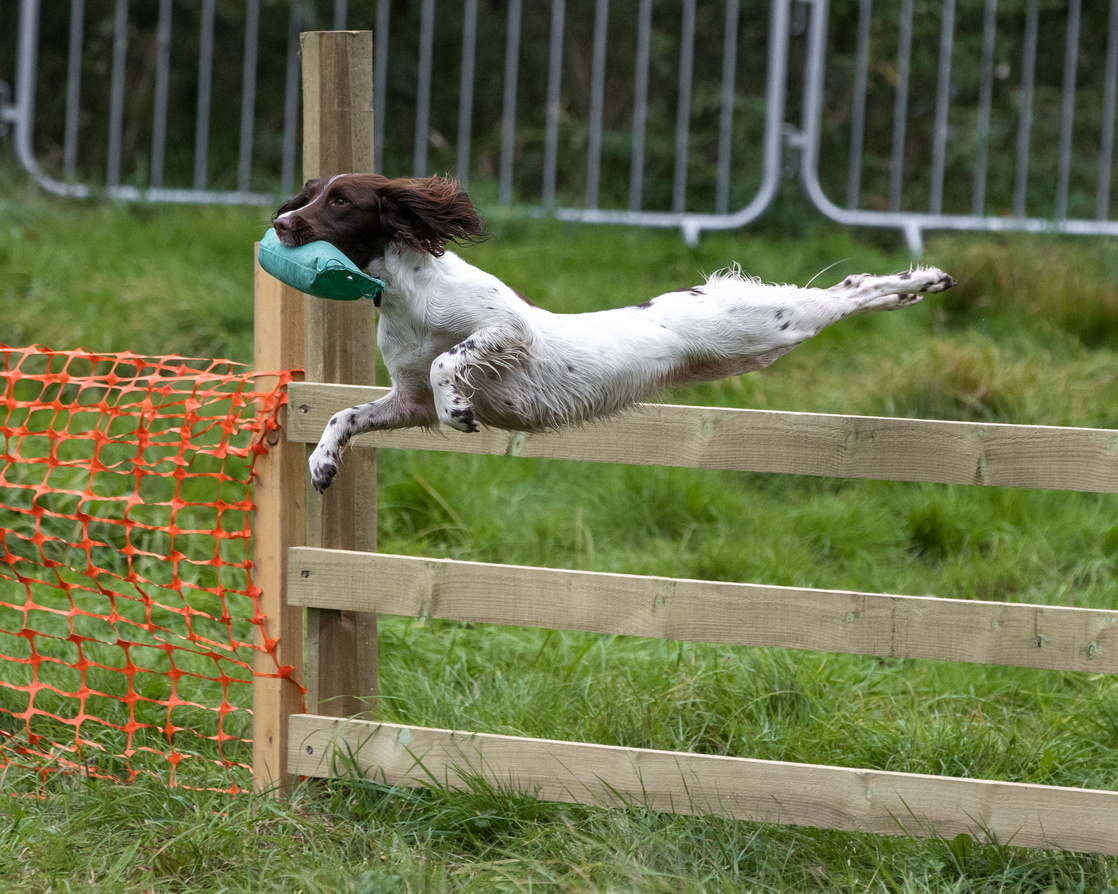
252 253 306 792
300 31 379 718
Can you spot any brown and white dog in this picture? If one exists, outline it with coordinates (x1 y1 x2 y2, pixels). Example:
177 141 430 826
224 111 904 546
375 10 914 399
272 174 954 493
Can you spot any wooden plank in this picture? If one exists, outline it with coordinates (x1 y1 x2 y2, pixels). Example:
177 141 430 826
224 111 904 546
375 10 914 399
300 29 375 182
288 716 1118 855
288 549 1118 675
299 30 378 719
251 246 306 792
287 382 1118 493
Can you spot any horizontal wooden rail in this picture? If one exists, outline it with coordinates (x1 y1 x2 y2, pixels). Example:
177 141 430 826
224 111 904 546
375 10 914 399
287 382 1118 492
288 549 1118 674
288 716 1118 855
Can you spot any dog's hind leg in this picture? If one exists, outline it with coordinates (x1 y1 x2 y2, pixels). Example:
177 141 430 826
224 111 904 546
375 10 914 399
716 266 955 366
826 267 955 314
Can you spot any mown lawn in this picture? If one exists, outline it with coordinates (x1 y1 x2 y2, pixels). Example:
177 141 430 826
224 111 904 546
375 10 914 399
3 165 1118 891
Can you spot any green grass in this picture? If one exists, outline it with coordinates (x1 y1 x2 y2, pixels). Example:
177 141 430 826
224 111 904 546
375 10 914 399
4 163 1118 890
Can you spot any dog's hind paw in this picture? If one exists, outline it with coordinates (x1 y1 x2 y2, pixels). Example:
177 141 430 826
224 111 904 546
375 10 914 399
915 267 955 293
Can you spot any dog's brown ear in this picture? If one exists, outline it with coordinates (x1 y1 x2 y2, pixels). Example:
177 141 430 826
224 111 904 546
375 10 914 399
378 176 486 256
273 178 325 219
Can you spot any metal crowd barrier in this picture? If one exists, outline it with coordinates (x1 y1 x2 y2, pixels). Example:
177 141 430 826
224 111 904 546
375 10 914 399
798 0 1118 252
2 0 1116 249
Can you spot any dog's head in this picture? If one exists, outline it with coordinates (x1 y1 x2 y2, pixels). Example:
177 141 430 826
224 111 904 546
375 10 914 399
272 173 485 269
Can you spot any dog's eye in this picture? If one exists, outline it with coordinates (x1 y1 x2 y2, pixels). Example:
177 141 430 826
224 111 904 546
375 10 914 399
333 196 348 206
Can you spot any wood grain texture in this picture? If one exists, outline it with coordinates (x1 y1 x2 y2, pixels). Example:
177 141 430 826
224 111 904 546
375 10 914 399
287 383 1118 492
288 716 1118 855
288 549 1118 674
300 30 374 181
299 31 378 718
251 247 306 792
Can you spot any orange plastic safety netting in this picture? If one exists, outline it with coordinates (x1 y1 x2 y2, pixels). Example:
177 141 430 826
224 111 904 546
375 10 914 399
0 345 298 790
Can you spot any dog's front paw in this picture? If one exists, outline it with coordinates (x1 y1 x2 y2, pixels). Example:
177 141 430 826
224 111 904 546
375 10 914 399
309 445 339 493
434 387 481 433
445 403 480 433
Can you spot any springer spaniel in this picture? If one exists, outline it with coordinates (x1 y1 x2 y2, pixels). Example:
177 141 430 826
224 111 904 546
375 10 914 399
272 174 954 493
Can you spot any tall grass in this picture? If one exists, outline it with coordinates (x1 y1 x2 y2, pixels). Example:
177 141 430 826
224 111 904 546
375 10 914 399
3 167 1118 890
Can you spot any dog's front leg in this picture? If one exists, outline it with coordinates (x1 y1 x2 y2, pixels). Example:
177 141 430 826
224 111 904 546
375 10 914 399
430 327 528 433
309 389 435 493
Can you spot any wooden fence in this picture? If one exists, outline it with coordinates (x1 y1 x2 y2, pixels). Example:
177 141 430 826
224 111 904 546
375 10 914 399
251 30 1118 856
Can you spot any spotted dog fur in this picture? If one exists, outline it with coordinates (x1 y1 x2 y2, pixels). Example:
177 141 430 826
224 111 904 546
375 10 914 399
272 174 954 493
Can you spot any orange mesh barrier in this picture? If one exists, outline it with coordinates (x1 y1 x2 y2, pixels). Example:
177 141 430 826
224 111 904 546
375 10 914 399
0 346 298 790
